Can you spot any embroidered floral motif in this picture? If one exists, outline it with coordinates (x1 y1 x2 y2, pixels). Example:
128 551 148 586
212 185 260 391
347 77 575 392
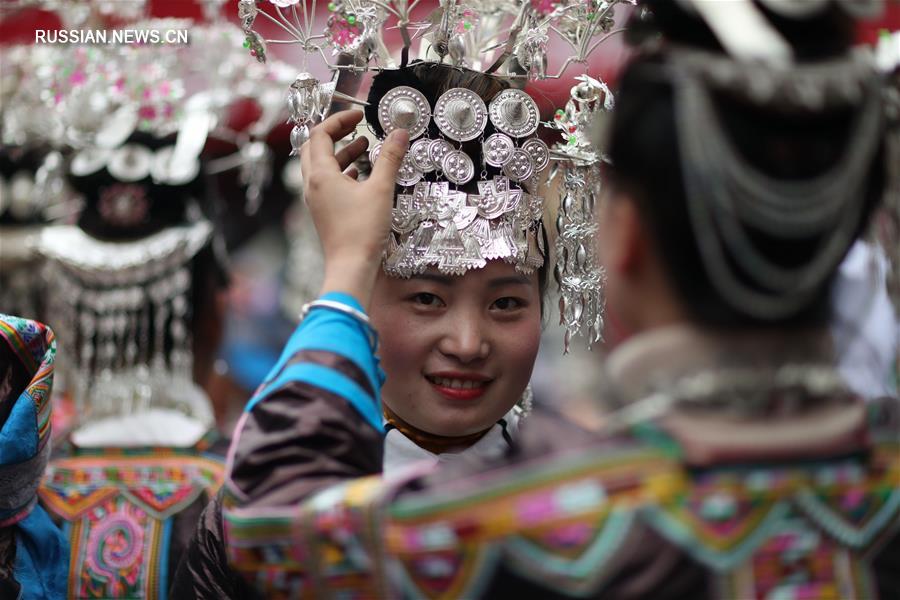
73 495 161 598
39 450 224 599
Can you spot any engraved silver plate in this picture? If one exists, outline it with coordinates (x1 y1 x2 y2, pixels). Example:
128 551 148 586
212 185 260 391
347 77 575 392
378 86 431 140
472 177 522 219
502 148 534 182
410 138 435 172
434 88 488 142
489 89 539 138
369 142 382 166
429 139 455 168
483 133 514 167
396 155 423 187
522 138 550 172
441 150 475 185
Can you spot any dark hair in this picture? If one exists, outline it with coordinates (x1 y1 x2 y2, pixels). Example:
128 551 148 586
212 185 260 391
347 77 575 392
605 5 885 330
366 63 551 316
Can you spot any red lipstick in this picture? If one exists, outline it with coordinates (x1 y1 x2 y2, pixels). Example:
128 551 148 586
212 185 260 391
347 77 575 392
425 372 492 401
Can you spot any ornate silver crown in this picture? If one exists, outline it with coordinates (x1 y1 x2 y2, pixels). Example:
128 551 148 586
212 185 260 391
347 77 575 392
370 84 549 276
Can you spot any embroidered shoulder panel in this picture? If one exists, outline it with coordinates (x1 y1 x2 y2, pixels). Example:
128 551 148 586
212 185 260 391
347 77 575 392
38 449 225 599
224 441 900 599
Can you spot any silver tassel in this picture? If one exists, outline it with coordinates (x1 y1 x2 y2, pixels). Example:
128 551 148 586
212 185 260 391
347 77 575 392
555 162 606 353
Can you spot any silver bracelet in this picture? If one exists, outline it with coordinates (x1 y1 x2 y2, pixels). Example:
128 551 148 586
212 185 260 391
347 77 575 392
299 299 378 348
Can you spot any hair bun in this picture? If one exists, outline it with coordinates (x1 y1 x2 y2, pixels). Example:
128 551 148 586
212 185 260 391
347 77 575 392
636 0 864 60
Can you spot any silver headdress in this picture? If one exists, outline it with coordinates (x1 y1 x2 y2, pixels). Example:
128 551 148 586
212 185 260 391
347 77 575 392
12 15 292 443
1 44 78 321
376 82 549 277
242 0 634 347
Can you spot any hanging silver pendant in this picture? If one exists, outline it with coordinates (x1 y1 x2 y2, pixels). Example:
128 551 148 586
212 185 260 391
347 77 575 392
429 139 455 168
483 133 514 167
395 155 423 187
410 138 436 172
289 124 309 157
434 88 488 142
522 138 550 173
378 86 431 140
442 150 475 185
489 89 540 138
502 148 535 182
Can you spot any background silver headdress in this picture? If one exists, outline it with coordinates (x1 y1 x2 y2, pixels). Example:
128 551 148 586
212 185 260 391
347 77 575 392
5 12 295 442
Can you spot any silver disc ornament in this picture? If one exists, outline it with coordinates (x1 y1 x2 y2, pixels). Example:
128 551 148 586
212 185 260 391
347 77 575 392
442 150 475 185
395 155 423 187
434 88 488 142
522 138 550 172
429 139 454 168
489 89 539 138
483 133 514 167
502 148 534 182
369 142 382 166
410 138 435 172
378 86 431 140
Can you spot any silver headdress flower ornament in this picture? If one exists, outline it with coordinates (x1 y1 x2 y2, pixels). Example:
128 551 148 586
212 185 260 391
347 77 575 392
240 0 635 347
626 0 892 322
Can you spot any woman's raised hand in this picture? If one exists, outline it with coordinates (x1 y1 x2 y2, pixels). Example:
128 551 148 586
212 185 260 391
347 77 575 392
300 110 409 308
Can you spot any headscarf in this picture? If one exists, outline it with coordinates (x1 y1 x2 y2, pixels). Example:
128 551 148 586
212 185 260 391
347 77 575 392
0 314 68 599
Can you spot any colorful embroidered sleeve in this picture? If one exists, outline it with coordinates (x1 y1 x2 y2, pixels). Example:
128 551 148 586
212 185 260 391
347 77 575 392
222 293 388 595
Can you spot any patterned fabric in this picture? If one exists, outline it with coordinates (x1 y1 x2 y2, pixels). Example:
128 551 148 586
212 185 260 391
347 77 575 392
224 436 900 599
0 314 68 599
39 449 225 599
0 313 55 476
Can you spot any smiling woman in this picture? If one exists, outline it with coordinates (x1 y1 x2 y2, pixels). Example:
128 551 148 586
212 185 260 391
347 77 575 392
372 260 542 470
170 67 552 597
357 64 548 470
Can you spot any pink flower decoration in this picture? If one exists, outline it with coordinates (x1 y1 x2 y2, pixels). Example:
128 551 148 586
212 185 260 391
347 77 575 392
531 0 558 16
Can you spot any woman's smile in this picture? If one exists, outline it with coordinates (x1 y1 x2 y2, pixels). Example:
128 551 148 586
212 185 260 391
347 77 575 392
425 371 494 401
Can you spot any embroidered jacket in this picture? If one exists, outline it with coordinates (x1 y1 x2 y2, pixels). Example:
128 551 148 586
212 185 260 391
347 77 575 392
35 365 227 598
212 299 900 599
